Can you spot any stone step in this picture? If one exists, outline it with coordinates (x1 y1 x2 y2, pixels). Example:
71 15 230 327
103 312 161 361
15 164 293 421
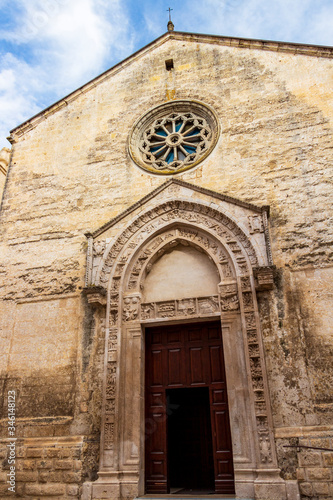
136 497 252 500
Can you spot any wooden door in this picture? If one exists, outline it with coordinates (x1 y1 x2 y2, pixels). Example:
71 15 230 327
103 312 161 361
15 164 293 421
145 321 235 494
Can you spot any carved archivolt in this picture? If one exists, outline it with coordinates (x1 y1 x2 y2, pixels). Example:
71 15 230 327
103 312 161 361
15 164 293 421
94 200 259 287
86 198 276 468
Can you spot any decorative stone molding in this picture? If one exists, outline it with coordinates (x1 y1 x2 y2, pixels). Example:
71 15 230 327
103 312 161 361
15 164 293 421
84 183 283 498
248 214 264 234
253 266 276 291
88 196 277 467
129 100 219 175
122 294 140 322
141 295 220 322
104 327 118 453
95 199 259 288
219 282 240 311
124 228 236 296
82 286 107 306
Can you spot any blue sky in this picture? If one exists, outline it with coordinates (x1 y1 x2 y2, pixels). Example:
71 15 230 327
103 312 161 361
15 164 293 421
1 0 333 148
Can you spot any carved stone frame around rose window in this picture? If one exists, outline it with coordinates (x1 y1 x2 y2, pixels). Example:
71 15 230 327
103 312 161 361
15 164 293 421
82 179 287 500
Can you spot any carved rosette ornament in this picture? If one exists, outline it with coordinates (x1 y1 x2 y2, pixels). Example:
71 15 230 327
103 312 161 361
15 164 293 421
129 101 219 175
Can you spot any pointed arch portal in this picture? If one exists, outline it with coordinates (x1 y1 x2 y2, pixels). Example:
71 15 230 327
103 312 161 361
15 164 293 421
83 180 288 500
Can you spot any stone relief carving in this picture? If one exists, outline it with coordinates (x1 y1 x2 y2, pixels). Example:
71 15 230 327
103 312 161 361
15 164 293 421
245 312 257 330
198 296 219 314
253 378 264 390
156 301 176 318
82 286 107 306
259 436 273 463
236 256 248 275
241 276 251 291
108 329 118 351
93 240 107 257
177 298 196 316
248 215 264 234
104 329 118 451
248 345 260 358
243 293 274 463
253 266 275 291
91 198 274 464
105 399 115 413
104 423 115 450
141 303 155 320
123 296 140 322
106 385 116 399
110 294 119 309
125 227 238 295
97 200 259 288
242 291 253 311
140 296 220 322
219 283 239 311
167 184 181 195
247 330 258 343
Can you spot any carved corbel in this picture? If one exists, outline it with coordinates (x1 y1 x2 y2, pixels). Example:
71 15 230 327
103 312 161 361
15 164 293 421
253 266 276 291
82 286 107 306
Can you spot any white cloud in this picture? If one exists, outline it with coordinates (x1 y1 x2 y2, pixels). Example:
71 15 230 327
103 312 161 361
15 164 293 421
1 0 332 149
0 53 42 146
0 0 133 148
176 0 333 46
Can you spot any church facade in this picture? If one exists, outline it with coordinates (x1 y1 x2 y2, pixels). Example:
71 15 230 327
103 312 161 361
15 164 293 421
0 30 333 500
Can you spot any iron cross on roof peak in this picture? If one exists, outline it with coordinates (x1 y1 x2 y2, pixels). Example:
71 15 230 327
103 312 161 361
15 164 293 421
167 7 174 31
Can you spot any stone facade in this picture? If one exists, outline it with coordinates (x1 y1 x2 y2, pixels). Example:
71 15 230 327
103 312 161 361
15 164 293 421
0 31 332 500
0 147 10 203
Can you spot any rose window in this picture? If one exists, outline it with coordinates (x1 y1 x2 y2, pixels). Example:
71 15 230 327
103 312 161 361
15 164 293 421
129 101 219 175
140 112 212 172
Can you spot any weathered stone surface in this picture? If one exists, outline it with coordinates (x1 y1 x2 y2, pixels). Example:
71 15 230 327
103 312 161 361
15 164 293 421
312 481 329 496
67 484 80 496
323 452 333 467
307 467 331 481
26 447 43 458
298 451 323 467
299 481 313 497
0 31 332 499
0 147 10 201
25 483 66 495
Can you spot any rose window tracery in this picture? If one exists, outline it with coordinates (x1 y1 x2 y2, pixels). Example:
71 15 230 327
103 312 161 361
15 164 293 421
140 112 211 172
129 101 219 175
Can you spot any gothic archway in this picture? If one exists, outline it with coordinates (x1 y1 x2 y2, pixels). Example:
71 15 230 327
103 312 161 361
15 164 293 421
83 182 286 499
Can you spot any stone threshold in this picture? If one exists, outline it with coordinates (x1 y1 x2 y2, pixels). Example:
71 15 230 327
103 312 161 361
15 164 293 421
136 496 250 499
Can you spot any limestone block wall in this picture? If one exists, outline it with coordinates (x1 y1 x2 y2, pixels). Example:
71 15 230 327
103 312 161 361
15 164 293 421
0 436 84 498
0 147 10 202
0 33 332 498
276 431 333 499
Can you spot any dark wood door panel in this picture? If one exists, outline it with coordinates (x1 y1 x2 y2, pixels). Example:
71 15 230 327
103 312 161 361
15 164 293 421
166 347 184 386
189 346 208 385
212 388 227 404
150 349 164 386
213 410 233 451
166 328 182 344
145 321 234 495
208 323 221 340
209 345 225 383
